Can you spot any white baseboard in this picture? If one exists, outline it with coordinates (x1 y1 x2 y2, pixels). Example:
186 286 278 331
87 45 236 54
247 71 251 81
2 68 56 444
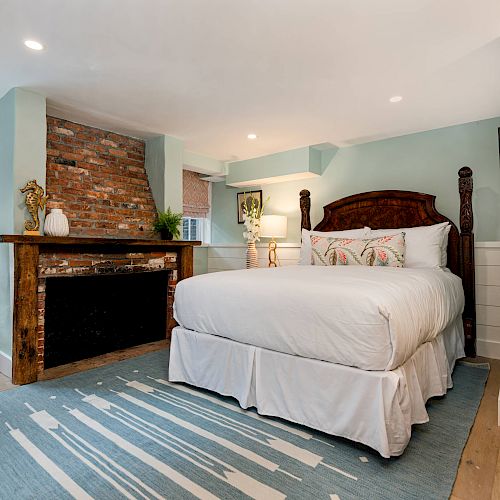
477 339 500 360
0 350 12 378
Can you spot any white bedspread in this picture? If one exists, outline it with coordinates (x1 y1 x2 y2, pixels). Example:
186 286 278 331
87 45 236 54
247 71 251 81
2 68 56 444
174 265 464 370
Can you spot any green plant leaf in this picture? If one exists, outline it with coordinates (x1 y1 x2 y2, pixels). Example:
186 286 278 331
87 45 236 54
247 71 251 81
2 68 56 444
152 207 183 239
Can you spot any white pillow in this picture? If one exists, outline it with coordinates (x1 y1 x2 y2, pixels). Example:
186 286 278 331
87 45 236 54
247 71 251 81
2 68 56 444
368 222 450 268
440 224 452 266
299 227 370 265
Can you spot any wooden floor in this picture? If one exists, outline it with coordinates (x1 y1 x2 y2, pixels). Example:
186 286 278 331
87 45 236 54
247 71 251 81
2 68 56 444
0 349 498 499
452 357 500 500
0 372 16 391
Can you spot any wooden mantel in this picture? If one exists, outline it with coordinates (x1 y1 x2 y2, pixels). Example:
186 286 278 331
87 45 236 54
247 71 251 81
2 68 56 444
0 235 201 282
0 235 201 385
0 234 202 248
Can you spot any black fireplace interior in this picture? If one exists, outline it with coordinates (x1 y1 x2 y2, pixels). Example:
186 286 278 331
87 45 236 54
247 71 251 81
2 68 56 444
44 270 168 369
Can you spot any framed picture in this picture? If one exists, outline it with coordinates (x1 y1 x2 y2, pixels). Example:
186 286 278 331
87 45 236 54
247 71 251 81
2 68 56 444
237 190 263 224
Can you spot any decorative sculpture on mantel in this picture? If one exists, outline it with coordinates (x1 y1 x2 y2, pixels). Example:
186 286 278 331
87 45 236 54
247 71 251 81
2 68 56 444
20 179 47 235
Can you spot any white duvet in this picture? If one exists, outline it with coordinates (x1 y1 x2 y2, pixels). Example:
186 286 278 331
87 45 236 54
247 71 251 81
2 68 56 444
173 265 464 371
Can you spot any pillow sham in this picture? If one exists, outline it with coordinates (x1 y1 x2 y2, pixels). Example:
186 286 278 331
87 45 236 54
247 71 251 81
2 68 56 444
440 223 452 266
299 227 369 265
310 232 406 267
368 222 450 268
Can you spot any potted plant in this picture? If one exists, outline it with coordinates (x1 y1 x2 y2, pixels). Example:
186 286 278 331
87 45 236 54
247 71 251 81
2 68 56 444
242 193 269 268
152 208 183 240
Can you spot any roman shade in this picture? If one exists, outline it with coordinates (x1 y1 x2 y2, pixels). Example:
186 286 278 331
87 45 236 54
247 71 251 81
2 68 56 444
183 169 210 218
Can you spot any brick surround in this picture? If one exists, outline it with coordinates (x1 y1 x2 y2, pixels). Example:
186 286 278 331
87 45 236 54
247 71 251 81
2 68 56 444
36 249 177 373
46 116 157 238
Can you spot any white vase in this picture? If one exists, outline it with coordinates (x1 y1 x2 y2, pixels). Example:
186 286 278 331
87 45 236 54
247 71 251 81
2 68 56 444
44 208 70 237
246 241 258 269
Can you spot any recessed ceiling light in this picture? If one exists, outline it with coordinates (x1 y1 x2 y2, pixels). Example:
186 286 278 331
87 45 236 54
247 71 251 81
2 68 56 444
247 133 257 140
24 40 44 51
389 95 403 103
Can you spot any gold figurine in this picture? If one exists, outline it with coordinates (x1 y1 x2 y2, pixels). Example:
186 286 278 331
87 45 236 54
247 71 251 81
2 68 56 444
20 179 47 235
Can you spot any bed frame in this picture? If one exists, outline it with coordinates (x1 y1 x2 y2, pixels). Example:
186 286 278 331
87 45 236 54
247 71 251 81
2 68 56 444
299 167 476 357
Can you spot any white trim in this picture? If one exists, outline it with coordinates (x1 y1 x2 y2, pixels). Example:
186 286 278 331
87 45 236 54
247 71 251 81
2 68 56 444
207 241 500 250
0 350 12 379
209 243 301 248
477 339 500 359
209 242 499 249
475 242 500 248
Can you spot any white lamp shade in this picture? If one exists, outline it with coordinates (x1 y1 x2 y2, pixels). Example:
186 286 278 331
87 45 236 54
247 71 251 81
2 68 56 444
260 215 287 238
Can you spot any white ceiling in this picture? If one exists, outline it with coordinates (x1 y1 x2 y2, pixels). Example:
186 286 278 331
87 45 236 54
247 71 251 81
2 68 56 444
1 0 499 161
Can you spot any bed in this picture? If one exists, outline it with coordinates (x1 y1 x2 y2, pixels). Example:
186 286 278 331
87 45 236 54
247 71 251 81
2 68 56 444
169 167 476 457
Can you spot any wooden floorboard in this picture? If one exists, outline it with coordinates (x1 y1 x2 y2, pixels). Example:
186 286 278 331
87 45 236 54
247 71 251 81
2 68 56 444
451 357 500 500
0 373 16 392
0 348 499 498
491 448 500 500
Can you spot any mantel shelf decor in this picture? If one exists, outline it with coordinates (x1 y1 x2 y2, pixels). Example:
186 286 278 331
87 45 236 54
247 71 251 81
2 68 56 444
44 208 70 237
20 179 47 236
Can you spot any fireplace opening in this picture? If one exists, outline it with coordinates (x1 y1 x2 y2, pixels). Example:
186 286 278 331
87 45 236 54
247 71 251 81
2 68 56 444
44 270 169 369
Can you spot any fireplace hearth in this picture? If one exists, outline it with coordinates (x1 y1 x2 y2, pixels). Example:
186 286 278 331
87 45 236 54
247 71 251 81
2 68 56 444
44 270 169 368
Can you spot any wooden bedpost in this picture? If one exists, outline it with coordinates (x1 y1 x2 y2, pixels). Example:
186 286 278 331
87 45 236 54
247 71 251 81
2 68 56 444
459 166 476 357
300 189 311 232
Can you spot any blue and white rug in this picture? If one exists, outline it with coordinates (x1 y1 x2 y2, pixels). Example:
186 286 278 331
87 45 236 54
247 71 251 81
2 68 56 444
0 350 488 499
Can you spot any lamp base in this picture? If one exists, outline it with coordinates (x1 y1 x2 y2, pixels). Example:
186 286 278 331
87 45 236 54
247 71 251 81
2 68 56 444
268 239 278 267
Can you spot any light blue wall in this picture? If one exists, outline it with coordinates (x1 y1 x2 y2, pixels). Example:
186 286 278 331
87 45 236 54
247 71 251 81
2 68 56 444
145 136 166 212
0 90 15 232
184 150 225 176
13 89 47 233
0 90 16 360
164 136 183 213
226 145 324 186
212 117 500 244
145 135 184 215
0 88 46 368
145 136 207 274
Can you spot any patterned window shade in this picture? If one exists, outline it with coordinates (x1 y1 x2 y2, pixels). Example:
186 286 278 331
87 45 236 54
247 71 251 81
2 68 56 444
183 169 210 218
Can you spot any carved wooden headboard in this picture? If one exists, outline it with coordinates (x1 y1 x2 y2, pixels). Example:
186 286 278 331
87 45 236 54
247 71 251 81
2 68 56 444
299 167 476 357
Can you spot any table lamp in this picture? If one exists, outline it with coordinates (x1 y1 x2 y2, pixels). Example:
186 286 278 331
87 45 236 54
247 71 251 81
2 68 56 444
260 215 287 267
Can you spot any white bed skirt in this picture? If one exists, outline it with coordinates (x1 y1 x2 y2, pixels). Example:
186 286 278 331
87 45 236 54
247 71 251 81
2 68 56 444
168 317 465 458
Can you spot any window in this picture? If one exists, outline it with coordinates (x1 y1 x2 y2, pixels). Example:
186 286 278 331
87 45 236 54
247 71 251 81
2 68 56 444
182 217 204 241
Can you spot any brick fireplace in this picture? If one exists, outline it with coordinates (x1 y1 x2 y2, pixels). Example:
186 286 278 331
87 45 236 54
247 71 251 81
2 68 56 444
1 235 198 385
0 116 200 385
37 248 178 374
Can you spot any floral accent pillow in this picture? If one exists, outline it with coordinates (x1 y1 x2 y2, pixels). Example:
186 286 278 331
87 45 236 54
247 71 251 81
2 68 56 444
310 233 406 267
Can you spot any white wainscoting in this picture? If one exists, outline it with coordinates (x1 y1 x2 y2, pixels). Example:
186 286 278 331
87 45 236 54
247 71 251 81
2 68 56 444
476 242 500 359
208 242 500 359
208 243 301 272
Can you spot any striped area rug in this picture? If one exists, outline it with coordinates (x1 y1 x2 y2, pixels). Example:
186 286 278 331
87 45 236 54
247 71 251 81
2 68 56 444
0 350 488 499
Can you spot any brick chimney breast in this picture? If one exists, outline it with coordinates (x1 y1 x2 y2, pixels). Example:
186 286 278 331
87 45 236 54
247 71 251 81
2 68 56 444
46 116 157 239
